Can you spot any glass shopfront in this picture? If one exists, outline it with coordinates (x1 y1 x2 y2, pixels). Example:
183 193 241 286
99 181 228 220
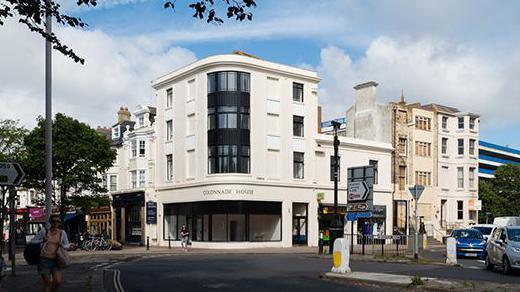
164 201 281 242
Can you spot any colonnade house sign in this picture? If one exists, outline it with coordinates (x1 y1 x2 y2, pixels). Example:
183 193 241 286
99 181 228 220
203 188 254 196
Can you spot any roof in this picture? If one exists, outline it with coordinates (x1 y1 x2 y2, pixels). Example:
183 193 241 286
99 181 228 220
421 103 460 114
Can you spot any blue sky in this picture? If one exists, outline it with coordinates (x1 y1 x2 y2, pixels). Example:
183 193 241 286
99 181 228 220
0 0 519 149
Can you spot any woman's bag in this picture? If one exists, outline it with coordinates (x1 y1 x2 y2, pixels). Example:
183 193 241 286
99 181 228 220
23 243 41 265
56 231 71 269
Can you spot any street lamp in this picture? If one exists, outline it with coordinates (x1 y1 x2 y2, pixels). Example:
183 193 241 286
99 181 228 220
44 1 53 227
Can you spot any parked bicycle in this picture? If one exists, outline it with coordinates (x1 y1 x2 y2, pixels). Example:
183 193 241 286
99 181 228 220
81 232 112 251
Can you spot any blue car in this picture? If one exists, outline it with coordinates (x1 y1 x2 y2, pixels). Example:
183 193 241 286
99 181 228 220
451 229 487 259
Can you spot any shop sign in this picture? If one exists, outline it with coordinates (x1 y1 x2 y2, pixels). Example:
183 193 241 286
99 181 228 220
29 208 45 219
146 201 157 224
202 188 254 196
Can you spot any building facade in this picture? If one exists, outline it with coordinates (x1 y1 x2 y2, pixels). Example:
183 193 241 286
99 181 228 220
478 141 520 179
143 53 394 248
344 82 480 239
106 106 157 244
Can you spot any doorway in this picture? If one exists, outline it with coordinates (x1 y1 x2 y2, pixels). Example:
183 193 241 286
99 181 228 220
292 203 308 245
393 200 408 235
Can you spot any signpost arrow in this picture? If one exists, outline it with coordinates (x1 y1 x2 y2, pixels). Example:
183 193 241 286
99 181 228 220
0 162 25 187
348 181 369 201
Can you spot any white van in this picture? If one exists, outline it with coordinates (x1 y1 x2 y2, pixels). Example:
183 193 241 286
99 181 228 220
493 216 520 227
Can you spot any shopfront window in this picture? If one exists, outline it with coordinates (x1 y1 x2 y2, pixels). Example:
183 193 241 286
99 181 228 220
163 201 281 242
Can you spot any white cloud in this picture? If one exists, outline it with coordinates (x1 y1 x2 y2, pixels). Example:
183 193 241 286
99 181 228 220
317 37 520 131
0 21 196 128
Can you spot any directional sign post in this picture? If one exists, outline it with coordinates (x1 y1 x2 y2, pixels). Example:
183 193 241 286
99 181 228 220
0 163 25 187
409 185 425 259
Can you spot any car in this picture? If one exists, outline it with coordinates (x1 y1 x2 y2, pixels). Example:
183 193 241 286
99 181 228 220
451 228 487 259
486 226 520 274
493 217 520 227
472 224 498 242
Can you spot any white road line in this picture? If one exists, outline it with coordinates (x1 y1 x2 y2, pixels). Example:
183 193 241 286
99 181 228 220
106 269 125 292
476 260 485 264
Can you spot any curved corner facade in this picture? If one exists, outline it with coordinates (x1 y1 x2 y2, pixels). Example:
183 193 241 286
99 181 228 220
137 54 394 248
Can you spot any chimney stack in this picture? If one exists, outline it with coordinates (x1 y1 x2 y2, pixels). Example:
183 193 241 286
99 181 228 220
353 81 378 112
117 106 131 123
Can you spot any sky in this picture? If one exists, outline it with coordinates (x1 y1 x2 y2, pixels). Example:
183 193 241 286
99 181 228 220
0 0 519 148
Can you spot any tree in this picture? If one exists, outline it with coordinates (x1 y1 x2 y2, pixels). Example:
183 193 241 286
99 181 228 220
67 194 110 212
23 113 116 214
0 119 28 162
479 164 520 222
0 0 256 64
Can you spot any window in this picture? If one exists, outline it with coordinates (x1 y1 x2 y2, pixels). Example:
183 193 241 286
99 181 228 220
398 138 407 155
217 106 237 129
469 167 475 188
415 116 431 131
139 140 146 157
166 154 173 181
131 171 137 189
187 150 195 178
293 152 304 179
458 117 464 129
110 175 117 191
469 139 475 155
457 201 464 220
293 115 304 137
112 125 120 139
415 141 431 157
415 171 431 186
240 107 250 130
208 71 250 92
399 166 406 190
139 170 146 187
208 145 250 174
470 117 476 130
442 116 448 129
166 120 173 140
131 140 137 158
330 156 341 181
138 115 145 127
442 138 448 154
458 139 464 155
369 160 378 184
166 88 173 108
293 82 304 102
457 167 464 188
102 174 108 191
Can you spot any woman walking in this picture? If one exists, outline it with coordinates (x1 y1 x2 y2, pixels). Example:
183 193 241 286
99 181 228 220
180 225 190 252
31 215 70 292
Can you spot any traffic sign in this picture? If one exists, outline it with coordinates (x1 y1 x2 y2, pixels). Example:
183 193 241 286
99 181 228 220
0 162 25 187
347 202 370 212
409 185 425 200
348 181 369 201
345 211 372 221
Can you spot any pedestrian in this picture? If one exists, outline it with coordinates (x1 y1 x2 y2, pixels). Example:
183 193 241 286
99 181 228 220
180 225 190 252
30 215 70 292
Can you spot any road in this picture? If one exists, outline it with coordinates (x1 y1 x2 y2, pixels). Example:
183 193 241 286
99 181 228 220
112 253 520 292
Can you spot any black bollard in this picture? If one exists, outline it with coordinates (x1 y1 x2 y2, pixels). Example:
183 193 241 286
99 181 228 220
147 236 150 251
168 235 171 249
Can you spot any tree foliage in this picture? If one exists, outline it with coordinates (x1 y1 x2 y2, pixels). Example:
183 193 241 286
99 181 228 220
67 194 110 212
0 119 28 162
0 0 256 64
22 113 116 208
479 164 520 222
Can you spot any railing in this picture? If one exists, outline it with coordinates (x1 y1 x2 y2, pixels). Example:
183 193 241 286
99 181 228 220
343 234 414 256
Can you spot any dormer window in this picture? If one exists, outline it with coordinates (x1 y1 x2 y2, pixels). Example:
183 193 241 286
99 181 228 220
138 115 145 127
112 125 121 140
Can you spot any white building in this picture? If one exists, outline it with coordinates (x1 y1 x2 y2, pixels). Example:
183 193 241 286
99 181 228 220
107 106 157 244
135 52 395 248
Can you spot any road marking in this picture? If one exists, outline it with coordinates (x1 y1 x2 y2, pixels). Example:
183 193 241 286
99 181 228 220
476 260 485 264
106 269 125 292
466 266 482 270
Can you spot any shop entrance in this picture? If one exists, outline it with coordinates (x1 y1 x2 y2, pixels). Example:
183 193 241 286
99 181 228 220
126 204 142 244
292 203 308 245
393 200 408 235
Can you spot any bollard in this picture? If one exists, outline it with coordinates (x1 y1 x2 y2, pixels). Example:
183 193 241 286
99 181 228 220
381 239 384 255
318 238 323 255
396 236 399 256
446 237 457 265
147 236 150 251
331 238 351 273
362 235 365 255
168 235 171 249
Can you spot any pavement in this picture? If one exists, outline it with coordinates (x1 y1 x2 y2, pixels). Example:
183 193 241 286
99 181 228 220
0 245 518 291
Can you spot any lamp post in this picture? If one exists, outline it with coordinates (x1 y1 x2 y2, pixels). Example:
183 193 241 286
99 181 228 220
44 0 53 227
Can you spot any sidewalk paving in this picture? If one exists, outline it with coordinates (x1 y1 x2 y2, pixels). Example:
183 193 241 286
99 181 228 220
324 271 520 291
